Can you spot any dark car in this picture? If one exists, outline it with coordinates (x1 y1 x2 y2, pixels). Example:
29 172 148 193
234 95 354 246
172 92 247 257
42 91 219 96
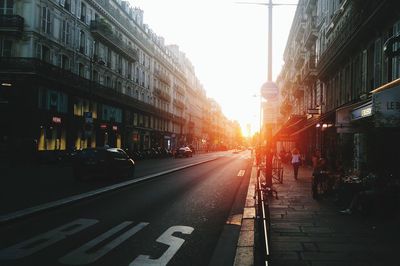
73 147 135 180
175 147 193 158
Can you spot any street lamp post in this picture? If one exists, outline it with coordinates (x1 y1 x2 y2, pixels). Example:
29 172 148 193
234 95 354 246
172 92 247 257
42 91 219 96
238 0 296 186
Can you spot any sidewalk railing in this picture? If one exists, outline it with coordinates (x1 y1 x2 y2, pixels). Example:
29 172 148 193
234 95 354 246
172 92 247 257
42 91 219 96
272 157 284 184
256 166 271 265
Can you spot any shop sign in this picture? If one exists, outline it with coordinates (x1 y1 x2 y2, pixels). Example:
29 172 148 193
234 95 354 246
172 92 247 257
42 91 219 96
52 116 62 124
112 125 118 131
351 102 373 121
307 108 320 115
373 85 400 127
100 124 107 129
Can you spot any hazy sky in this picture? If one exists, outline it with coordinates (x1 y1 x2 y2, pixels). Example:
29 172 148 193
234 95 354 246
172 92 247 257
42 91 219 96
131 0 297 136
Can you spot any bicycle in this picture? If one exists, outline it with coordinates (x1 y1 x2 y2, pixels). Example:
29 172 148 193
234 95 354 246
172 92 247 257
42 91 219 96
312 170 329 199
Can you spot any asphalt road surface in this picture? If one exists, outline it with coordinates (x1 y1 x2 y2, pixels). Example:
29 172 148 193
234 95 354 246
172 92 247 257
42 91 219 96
0 151 252 266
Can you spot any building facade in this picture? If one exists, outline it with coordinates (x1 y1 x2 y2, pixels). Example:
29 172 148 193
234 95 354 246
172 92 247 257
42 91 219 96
276 0 400 175
0 0 236 162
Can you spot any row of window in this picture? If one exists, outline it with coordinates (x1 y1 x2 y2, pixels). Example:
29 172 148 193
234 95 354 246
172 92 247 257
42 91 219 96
37 88 178 132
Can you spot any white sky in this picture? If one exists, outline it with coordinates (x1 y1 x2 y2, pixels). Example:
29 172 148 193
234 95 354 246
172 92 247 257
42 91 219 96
131 0 298 136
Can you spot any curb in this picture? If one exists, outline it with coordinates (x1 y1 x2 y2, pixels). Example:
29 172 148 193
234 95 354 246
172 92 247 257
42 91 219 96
233 163 257 266
0 157 220 225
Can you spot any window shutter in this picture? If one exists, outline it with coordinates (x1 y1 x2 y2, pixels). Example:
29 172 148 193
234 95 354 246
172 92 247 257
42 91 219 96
71 0 75 15
41 7 46 32
57 54 62 67
76 0 81 19
66 22 71 45
85 37 90 55
77 30 81 51
36 42 42 59
86 8 91 25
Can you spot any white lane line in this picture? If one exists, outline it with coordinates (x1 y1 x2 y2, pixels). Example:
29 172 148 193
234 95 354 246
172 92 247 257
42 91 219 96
60 222 149 265
0 218 98 260
237 170 246 177
0 157 220 224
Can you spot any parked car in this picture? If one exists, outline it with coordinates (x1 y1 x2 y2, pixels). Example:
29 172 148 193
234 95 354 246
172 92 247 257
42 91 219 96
175 147 193 158
73 147 135 180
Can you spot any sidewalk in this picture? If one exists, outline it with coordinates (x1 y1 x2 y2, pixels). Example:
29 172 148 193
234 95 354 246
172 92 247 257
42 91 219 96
268 164 400 266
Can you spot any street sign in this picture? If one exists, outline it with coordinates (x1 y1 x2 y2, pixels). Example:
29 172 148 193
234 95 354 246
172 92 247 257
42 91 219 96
261 81 279 100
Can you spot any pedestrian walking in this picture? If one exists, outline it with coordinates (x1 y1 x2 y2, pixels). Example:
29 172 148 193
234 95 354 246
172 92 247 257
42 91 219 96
291 148 301 180
312 149 321 170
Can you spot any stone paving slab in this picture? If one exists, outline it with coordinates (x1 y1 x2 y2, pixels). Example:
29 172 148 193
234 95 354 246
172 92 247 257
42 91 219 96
267 164 400 266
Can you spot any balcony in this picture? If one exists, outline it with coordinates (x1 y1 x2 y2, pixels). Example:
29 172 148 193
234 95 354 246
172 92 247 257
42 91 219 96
154 87 171 102
317 0 383 77
301 55 317 83
174 84 185 95
304 0 316 12
0 15 24 37
90 20 138 62
293 87 304 99
154 69 171 86
0 57 177 120
294 45 306 69
303 17 318 48
293 17 305 41
173 99 185 109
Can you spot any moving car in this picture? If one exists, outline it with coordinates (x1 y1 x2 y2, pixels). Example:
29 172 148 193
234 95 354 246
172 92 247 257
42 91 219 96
175 146 193 158
73 147 135 180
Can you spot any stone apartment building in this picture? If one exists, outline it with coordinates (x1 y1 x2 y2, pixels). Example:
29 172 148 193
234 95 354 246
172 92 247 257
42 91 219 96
276 0 400 175
0 0 233 161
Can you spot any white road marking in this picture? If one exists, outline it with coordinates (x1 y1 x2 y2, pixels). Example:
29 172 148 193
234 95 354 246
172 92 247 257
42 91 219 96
237 170 246 177
0 219 97 260
59 222 148 265
130 226 194 266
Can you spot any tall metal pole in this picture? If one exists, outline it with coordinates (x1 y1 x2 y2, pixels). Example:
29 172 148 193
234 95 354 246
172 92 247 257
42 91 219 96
265 0 273 187
268 0 272 82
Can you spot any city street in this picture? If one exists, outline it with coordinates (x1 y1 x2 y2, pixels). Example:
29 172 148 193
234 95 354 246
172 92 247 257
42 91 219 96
0 151 252 266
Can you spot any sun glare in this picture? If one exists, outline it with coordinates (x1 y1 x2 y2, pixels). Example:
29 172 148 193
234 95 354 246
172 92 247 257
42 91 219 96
131 0 297 136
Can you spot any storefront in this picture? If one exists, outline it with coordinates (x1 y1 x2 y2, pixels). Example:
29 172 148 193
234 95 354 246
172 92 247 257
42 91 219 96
370 81 400 175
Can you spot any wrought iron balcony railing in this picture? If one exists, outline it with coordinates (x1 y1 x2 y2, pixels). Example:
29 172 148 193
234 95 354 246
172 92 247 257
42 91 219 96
0 15 24 36
0 57 177 120
154 87 171 102
173 99 185 109
154 69 171 86
174 84 185 95
301 55 317 83
303 16 317 48
317 0 383 76
90 20 138 62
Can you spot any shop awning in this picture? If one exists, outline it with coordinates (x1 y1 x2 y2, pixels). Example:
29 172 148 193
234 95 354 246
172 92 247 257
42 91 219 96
288 110 336 137
289 116 320 136
273 115 306 141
